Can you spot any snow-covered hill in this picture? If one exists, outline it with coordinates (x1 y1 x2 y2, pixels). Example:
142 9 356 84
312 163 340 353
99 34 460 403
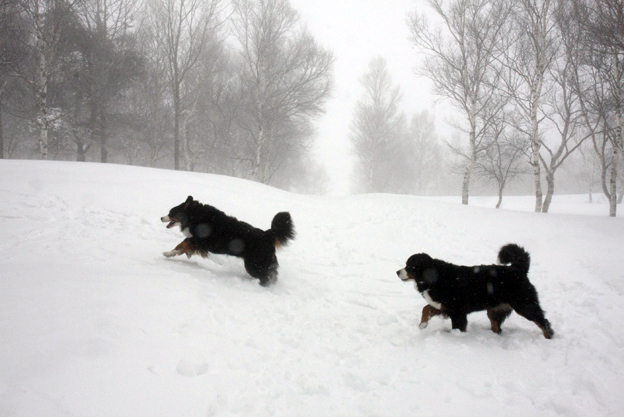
1 160 623 417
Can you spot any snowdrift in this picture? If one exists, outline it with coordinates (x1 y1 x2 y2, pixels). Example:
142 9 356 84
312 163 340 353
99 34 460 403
1 160 623 417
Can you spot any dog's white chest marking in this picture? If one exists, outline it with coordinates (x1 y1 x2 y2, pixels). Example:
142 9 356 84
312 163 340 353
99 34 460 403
182 227 192 238
422 290 443 310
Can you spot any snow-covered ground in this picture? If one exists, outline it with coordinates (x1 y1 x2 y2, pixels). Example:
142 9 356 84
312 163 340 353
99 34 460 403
1 160 623 417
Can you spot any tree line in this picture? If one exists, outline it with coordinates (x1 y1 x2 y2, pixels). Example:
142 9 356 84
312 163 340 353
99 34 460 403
2 0 623 213
350 0 624 216
0 0 333 192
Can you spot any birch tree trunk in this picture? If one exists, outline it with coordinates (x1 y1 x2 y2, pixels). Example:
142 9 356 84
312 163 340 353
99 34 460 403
613 48 623 217
0 99 4 159
608 144 619 217
531 112 543 212
496 185 504 209
252 121 264 180
99 112 107 163
182 105 197 171
461 96 479 205
462 128 477 205
35 6 49 160
251 72 264 181
608 51 622 217
74 92 89 161
182 114 191 171
542 170 555 213
610 110 621 217
173 79 180 170
0 79 5 159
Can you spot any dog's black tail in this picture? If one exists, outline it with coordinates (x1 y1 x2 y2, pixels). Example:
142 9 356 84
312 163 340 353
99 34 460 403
268 212 295 248
498 244 531 275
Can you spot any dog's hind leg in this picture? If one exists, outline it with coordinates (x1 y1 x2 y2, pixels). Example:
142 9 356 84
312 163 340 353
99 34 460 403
244 254 279 287
487 303 513 334
260 264 279 287
419 304 443 329
511 302 554 339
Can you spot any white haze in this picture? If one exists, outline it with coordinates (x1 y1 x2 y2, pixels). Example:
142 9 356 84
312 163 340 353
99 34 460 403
289 0 444 195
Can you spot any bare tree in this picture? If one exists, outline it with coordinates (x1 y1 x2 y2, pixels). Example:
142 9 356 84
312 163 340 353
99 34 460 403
0 0 29 161
408 0 512 204
70 0 141 163
197 49 246 176
405 110 446 195
574 140 601 202
573 0 624 216
231 0 333 183
499 0 558 212
576 82 619 213
16 0 80 160
537 1 590 212
571 24 613 209
147 0 223 171
350 56 405 193
475 112 528 208
125 31 171 167
0 0 26 159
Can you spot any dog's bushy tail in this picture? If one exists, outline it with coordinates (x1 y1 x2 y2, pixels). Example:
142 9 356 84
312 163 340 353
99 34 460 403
268 212 295 248
498 244 531 275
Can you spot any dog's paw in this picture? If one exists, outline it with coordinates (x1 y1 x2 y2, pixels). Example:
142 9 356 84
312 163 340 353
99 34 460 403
163 250 182 258
259 270 278 287
259 276 278 287
543 325 555 339
419 322 429 330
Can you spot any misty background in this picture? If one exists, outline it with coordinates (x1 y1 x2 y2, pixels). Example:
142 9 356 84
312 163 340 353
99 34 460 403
0 0 623 215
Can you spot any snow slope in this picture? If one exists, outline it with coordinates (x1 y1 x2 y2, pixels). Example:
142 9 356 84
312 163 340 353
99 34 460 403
1 160 623 417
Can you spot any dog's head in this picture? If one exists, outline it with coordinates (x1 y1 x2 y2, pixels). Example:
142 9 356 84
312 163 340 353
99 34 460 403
397 253 439 292
161 196 193 229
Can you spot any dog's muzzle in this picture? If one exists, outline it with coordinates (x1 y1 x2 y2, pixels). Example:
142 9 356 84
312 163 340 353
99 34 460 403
397 268 411 280
161 216 178 228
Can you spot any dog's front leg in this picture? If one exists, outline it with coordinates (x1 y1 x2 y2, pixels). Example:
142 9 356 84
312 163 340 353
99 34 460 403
419 304 443 329
164 239 196 259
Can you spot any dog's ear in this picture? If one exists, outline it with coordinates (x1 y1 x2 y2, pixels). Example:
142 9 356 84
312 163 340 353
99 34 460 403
184 196 193 208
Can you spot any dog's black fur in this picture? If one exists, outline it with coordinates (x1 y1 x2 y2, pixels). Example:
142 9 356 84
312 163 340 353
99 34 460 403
161 196 295 286
397 244 554 339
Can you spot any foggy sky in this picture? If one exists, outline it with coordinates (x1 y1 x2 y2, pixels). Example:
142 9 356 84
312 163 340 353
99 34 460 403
288 0 447 195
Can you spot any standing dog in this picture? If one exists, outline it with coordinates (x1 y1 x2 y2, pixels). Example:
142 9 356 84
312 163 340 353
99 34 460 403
161 196 294 286
397 244 554 339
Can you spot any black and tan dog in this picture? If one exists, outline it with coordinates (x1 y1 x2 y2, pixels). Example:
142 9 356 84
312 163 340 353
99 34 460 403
397 244 554 339
161 196 294 286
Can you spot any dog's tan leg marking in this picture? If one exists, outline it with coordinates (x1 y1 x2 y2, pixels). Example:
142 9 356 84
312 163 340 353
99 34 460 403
487 303 513 334
420 304 443 329
489 314 500 334
534 321 554 339
163 239 196 258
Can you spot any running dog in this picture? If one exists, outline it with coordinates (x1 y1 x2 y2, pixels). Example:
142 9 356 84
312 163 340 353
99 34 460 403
161 196 294 286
